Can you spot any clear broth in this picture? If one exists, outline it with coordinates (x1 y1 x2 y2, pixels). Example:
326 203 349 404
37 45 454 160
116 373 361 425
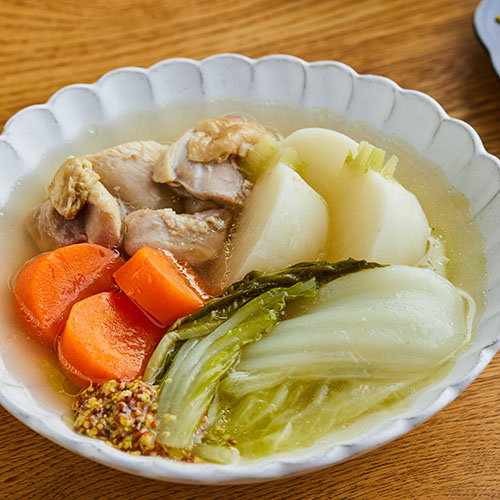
0 99 487 443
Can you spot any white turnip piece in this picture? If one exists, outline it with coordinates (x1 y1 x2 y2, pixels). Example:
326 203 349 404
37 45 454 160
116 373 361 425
286 129 430 265
223 162 329 286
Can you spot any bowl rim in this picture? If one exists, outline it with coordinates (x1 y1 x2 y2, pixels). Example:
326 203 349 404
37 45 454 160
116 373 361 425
1 53 500 485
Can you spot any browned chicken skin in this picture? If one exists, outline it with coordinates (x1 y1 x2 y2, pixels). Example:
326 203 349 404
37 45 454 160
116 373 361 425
48 157 100 219
153 130 252 209
187 115 271 163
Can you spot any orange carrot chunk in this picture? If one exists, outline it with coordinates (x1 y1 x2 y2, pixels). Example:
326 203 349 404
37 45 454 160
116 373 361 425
13 243 124 348
57 291 164 387
113 247 205 327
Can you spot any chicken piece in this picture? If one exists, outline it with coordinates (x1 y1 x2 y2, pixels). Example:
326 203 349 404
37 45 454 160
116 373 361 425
43 140 180 251
85 141 181 211
29 182 123 251
43 154 124 248
188 116 272 163
183 197 219 214
153 130 252 208
124 208 232 265
26 201 87 252
83 183 123 248
49 157 100 219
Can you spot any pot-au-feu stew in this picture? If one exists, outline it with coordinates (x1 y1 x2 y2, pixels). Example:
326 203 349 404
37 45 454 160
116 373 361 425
12 115 479 463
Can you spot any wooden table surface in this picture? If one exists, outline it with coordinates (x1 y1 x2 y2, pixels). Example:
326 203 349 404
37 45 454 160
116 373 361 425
1 0 500 498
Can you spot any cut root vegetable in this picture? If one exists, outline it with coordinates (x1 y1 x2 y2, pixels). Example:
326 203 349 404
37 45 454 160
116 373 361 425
284 128 359 202
327 167 430 264
113 247 206 327
223 162 329 287
285 128 430 266
57 291 164 387
13 243 123 347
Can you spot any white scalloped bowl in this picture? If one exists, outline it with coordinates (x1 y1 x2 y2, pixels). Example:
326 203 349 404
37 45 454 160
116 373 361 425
1 55 500 484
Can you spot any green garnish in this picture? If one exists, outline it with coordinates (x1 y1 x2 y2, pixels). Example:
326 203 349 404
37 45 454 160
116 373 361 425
238 134 308 181
345 141 398 178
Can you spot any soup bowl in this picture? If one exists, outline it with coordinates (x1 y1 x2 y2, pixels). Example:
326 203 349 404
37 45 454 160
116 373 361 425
1 54 500 484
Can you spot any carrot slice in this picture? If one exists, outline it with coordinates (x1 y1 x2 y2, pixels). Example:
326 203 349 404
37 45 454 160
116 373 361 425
113 247 205 327
13 243 123 348
57 291 164 387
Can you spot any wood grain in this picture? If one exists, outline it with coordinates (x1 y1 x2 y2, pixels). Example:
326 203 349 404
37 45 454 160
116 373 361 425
1 0 500 498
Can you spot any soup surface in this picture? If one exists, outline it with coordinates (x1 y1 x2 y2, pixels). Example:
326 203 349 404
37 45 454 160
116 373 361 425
0 99 487 458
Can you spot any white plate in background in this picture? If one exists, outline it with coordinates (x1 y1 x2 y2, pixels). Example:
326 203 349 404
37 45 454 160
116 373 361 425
475 0 500 77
